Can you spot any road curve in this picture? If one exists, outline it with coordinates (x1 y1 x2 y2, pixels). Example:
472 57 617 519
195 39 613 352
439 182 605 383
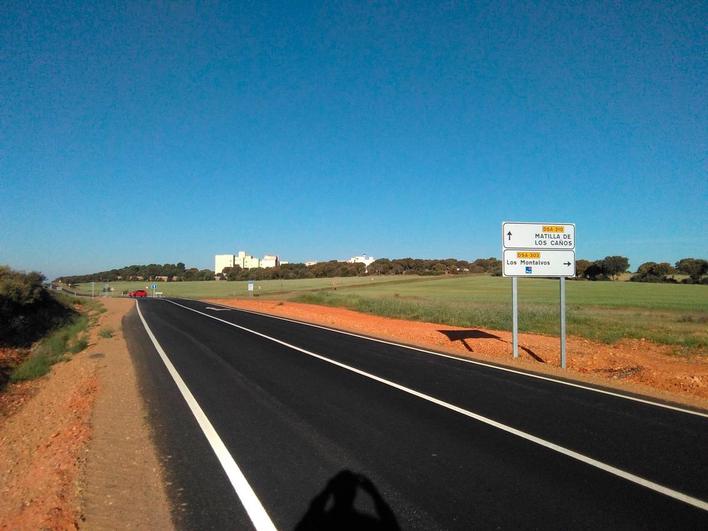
124 297 708 530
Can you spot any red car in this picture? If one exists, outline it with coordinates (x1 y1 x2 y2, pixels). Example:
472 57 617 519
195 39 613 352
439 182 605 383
129 289 148 298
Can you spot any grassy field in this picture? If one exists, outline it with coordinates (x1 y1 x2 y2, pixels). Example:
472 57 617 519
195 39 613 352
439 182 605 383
296 275 707 311
291 276 708 350
76 275 422 299
78 275 707 351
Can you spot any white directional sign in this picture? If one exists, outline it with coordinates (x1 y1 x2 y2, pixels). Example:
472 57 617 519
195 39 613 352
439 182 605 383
503 222 575 250
502 249 576 277
501 221 576 368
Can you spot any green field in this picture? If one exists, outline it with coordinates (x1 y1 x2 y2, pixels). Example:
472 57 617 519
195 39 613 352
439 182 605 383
76 276 421 299
293 276 708 350
77 275 708 351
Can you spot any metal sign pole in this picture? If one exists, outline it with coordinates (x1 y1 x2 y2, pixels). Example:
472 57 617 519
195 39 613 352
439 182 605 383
560 276 566 368
512 276 519 358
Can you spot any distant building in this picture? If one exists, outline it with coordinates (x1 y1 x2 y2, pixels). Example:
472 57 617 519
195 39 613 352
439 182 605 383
215 254 235 275
305 261 318 267
236 251 260 269
261 255 280 268
216 249 288 272
347 255 376 268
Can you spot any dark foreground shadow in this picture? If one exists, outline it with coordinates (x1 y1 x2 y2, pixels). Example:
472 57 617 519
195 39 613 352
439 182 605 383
295 470 400 531
438 329 545 362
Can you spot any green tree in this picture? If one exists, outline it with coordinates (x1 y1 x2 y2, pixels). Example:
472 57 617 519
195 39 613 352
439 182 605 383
575 259 592 278
675 258 708 283
368 259 392 275
600 256 629 280
631 262 676 283
583 262 604 280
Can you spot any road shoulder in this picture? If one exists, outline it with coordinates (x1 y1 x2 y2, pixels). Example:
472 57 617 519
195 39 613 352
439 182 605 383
81 299 173 529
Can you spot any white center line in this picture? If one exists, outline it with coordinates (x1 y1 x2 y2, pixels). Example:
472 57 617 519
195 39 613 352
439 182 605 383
165 298 708 512
136 302 278 531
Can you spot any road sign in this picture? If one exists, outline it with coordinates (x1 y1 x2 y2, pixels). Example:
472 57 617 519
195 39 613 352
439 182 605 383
247 282 254 292
502 221 576 369
503 249 576 277
503 222 575 250
151 283 157 289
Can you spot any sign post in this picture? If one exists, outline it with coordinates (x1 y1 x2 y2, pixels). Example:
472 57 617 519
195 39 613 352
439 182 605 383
502 222 576 368
512 277 519 358
248 281 254 297
560 276 567 368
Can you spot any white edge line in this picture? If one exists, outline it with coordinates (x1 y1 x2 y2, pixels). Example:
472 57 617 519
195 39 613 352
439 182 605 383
198 299 708 419
136 301 278 531
165 299 708 512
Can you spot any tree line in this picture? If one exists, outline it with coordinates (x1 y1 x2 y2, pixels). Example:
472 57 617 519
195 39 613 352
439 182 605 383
629 258 707 284
220 257 501 281
57 257 503 284
57 263 214 284
56 256 706 284
576 256 707 283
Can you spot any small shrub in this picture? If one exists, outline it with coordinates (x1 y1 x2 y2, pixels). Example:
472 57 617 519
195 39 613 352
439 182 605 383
10 354 52 381
69 338 88 353
99 327 114 339
10 310 90 381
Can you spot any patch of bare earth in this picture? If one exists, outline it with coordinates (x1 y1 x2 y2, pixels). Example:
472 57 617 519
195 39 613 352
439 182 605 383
0 344 96 529
0 298 173 530
208 298 708 411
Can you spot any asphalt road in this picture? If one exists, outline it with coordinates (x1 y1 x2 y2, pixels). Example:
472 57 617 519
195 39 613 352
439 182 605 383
124 297 708 530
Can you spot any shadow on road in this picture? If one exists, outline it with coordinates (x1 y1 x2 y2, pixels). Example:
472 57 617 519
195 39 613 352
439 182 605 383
295 470 400 531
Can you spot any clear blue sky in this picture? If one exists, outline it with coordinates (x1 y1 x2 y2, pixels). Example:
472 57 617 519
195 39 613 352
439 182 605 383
1 1 706 279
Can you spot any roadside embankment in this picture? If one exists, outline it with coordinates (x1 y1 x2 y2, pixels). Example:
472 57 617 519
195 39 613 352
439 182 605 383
0 298 173 529
207 298 708 411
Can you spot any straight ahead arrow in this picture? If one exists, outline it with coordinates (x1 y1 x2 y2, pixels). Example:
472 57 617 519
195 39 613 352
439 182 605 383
507 231 512 240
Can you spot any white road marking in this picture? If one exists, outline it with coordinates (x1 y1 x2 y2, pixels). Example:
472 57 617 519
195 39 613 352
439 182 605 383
205 306 232 311
202 300 708 419
136 302 277 531
165 299 708 512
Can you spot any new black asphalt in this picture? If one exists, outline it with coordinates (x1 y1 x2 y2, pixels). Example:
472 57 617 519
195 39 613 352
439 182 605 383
124 297 708 530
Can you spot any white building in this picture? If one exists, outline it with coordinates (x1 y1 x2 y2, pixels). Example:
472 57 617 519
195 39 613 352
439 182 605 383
235 251 260 269
347 255 376 268
214 254 235 275
261 255 280 268
216 249 287 272
305 261 318 267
